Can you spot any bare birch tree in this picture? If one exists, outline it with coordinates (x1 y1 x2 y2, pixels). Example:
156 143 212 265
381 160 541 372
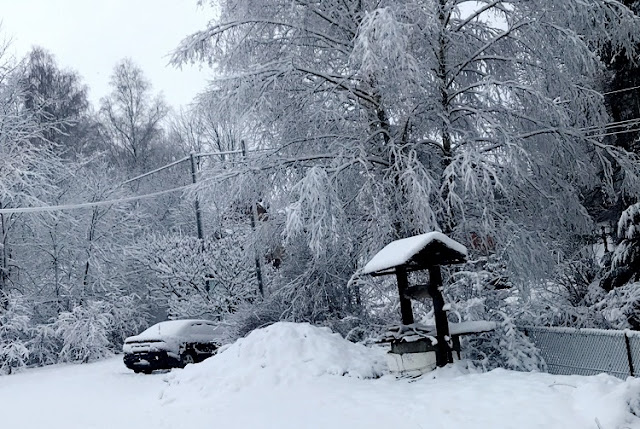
99 58 168 172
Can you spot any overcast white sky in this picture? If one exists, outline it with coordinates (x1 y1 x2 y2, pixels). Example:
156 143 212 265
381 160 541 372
1 0 216 109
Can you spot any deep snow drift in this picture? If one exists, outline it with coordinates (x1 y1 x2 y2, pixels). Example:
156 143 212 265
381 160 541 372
168 321 387 390
2 322 640 429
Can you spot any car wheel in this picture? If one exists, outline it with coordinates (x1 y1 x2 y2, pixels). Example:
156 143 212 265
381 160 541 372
181 352 196 367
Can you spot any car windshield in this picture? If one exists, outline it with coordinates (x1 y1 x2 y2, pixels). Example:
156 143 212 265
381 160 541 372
138 320 193 338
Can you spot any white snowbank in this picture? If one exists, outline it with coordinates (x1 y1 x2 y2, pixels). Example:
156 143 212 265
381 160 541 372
168 322 386 393
2 322 640 429
363 231 467 274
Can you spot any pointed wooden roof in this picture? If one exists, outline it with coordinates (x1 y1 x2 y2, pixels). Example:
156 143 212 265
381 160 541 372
363 232 467 276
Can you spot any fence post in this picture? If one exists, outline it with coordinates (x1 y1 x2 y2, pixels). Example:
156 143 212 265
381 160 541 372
625 332 635 377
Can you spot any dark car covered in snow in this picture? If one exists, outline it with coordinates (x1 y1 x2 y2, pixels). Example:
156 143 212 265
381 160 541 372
123 319 224 373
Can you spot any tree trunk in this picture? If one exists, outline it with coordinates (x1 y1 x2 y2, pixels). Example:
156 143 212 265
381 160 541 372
437 0 456 235
0 208 9 310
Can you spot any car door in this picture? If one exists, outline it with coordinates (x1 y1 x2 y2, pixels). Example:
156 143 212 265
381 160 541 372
187 322 220 359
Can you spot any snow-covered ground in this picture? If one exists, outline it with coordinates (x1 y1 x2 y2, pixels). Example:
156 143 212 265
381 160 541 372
2 322 639 429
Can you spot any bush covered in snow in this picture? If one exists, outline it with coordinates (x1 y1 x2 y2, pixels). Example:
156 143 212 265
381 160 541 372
105 294 149 347
595 282 640 329
27 324 60 367
443 257 546 371
0 292 151 374
129 233 257 321
601 202 640 293
529 203 640 331
224 298 290 340
54 300 116 363
0 301 32 374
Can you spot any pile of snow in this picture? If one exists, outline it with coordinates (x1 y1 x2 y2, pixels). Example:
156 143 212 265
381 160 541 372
168 322 386 393
3 322 640 429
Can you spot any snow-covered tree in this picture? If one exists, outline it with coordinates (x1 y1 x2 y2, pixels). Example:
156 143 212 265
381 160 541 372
99 58 168 172
598 202 640 292
0 299 31 374
613 203 640 280
595 203 640 328
0 43 65 309
21 46 90 156
54 300 114 363
130 233 257 320
173 0 640 324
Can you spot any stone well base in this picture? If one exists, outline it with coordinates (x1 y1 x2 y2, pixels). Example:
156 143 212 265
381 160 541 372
386 351 437 376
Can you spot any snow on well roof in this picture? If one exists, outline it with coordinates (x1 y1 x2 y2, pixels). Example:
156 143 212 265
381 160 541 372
362 232 467 274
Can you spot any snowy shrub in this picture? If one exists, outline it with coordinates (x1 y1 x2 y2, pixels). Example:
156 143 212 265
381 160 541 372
131 233 256 320
463 313 546 372
530 259 610 329
54 300 114 363
602 202 640 291
0 300 32 374
225 298 289 340
445 257 546 371
0 341 30 375
495 314 546 372
167 293 222 320
27 324 60 367
326 315 385 343
105 294 149 347
554 257 599 307
595 282 640 330
262 236 362 325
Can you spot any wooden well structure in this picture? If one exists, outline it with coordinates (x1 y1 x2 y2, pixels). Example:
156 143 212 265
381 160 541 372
363 232 467 367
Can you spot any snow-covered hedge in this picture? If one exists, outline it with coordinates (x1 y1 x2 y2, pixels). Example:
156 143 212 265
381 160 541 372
0 301 31 374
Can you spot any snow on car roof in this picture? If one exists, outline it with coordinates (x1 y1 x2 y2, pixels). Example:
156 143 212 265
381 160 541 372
131 319 223 341
362 232 467 274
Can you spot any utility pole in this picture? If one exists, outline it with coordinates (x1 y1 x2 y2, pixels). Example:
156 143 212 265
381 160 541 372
189 152 204 242
241 140 265 297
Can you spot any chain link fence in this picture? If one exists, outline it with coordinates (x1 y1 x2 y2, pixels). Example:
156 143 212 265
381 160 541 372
521 326 640 379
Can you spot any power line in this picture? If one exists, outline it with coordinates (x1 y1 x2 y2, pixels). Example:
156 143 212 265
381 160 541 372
116 149 246 188
197 149 244 157
554 84 640 105
6 118 636 216
580 117 640 133
118 155 190 187
585 126 640 139
0 184 195 215
1 149 250 216
601 84 640 96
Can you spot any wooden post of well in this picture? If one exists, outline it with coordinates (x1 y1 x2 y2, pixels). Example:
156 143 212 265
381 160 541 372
428 265 452 366
395 266 414 325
